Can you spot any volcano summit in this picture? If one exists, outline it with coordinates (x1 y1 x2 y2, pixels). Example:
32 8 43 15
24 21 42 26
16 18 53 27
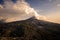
0 17 60 40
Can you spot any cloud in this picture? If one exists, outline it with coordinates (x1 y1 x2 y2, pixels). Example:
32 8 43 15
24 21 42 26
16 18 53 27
0 5 3 8
0 0 32 22
0 0 48 22
0 0 60 24
46 13 60 23
57 4 60 7
49 0 52 2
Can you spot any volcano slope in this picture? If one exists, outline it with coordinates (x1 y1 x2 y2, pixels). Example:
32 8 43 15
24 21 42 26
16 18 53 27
0 17 60 40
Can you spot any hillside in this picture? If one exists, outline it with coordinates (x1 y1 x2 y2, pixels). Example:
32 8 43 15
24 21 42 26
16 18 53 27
0 17 60 40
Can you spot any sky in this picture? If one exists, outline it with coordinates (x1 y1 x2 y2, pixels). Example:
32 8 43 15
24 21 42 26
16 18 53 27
0 0 60 23
0 0 60 15
26 0 60 15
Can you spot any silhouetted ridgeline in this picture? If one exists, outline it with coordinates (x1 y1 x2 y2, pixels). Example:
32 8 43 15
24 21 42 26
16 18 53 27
0 17 60 40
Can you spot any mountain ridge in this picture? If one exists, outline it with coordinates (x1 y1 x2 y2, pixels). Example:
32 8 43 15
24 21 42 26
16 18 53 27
0 17 60 40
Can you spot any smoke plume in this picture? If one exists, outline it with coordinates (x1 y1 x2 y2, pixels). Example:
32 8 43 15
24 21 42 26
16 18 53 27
0 0 47 22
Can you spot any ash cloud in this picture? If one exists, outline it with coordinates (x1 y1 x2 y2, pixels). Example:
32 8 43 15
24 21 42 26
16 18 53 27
0 0 47 22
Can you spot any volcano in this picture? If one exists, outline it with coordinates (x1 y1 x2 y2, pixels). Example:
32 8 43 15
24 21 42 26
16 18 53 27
0 17 60 40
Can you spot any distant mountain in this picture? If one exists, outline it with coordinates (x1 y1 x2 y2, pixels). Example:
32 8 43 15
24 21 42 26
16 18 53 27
0 17 60 40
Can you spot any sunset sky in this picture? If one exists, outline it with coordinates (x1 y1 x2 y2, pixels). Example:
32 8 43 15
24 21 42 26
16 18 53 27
0 0 60 23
